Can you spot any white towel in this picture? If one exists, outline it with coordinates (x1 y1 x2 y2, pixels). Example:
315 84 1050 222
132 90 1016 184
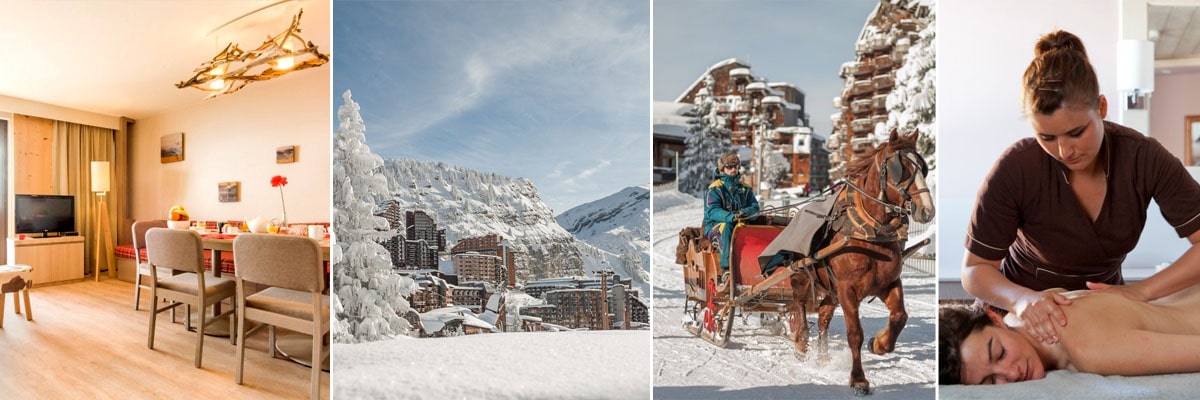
939 370 1200 399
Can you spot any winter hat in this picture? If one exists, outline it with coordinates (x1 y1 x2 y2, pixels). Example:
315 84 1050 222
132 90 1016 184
719 153 740 169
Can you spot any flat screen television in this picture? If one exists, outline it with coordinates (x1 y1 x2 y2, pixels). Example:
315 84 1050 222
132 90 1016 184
15 194 76 236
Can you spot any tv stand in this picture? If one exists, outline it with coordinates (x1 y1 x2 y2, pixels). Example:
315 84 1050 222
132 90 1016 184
6 236 85 286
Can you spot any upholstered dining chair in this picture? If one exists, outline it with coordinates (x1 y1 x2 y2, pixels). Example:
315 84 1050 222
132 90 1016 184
233 234 329 400
145 227 236 368
132 220 169 310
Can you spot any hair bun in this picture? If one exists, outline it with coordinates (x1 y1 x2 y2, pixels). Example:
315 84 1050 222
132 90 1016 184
1035 30 1088 58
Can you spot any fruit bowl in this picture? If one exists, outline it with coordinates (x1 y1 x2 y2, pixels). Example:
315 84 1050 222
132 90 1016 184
167 220 191 230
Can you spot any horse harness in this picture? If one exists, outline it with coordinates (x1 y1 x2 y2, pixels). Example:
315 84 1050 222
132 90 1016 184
794 148 929 305
831 147 929 244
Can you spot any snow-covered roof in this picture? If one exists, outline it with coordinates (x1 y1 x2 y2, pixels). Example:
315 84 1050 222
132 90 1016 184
653 124 690 140
546 288 601 295
486 293 503 312
768 82 799 93
762 95 782 105
525 277 580 287
540 322 575 332
745 81 767 91
674 58 751 103
775 126 813 135
421 306 499 334
653 101 694 134
653 101 693 117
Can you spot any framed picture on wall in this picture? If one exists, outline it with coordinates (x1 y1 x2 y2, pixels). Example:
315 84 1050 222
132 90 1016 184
161 132 185 163
218 181 240 202
276 145 298 164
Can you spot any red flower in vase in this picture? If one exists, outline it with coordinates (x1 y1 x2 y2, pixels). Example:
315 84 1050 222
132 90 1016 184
271 175 288 226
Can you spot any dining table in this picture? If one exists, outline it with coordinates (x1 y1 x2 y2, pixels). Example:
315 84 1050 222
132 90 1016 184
198 231 332 371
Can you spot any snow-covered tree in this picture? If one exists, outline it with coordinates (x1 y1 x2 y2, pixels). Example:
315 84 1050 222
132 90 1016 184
885 2 936 167
332 90 418 343
762 150 790 189
678 75 733 198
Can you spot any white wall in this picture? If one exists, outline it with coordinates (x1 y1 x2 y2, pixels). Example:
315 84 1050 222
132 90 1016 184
939 1 1119 280
131 69 330 224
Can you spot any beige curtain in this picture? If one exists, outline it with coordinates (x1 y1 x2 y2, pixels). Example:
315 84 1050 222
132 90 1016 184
54 121 117 278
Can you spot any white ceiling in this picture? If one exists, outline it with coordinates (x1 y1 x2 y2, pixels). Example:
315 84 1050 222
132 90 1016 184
1149 2 1200 73
0 0 330 121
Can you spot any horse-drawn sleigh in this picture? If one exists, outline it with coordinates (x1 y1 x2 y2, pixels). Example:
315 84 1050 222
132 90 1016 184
677 132 934 395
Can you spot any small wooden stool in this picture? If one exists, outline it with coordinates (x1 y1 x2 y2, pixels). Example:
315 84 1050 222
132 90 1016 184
0 264 33 328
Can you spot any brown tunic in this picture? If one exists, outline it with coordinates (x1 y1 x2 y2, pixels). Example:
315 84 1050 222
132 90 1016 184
966 121 1200 291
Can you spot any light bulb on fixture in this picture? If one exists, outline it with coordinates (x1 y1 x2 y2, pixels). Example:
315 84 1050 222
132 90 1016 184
208 64 226 89
177 7 327 98
275 41 296 70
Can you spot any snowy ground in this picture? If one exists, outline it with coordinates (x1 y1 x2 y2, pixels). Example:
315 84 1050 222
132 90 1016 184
334 330 651 399
651 189 936 399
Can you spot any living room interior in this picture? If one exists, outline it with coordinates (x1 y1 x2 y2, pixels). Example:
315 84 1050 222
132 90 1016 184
0 1 331 398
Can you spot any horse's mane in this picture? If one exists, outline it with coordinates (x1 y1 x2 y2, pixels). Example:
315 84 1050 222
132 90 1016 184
843 130 919 178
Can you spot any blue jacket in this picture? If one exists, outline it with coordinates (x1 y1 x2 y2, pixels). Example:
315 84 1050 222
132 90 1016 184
703 169 760 235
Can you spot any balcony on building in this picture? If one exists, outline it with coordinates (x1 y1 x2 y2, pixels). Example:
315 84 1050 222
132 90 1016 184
851 118 873 134
872 74 894 91
852 80 873 96
851 99 873 116
874 54 893 73
853 61 873 78
873 93 889 111
746 81 768 94
729 67 752 80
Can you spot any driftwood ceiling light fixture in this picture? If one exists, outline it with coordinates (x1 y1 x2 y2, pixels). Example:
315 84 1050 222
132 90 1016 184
176 6 328 98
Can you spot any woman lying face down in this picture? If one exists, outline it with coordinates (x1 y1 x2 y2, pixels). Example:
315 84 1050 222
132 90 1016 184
940 287 1200 385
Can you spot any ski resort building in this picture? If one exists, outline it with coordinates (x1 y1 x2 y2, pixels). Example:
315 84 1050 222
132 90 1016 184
450 234 516 287
828 0 932 180
518 275 649 330
402 210 446 270
375 199 406 267
448 283 488 314
675 59 830 193
652 101 694 185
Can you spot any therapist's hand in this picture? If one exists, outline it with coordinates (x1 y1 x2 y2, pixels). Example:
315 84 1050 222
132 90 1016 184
1012 288 1072 345
1086 281 1150 302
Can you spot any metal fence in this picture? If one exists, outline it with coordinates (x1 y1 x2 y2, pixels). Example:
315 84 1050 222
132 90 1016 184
903 218 935 277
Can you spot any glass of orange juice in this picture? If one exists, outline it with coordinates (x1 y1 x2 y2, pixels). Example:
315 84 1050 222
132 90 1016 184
267 222 280 234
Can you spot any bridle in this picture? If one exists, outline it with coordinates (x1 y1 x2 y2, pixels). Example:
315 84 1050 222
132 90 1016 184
833 146 929 243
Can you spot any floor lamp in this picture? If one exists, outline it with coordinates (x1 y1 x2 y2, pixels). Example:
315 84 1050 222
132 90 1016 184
91 161 113 281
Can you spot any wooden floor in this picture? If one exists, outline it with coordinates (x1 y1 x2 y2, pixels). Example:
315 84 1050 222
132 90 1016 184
0 278 328 399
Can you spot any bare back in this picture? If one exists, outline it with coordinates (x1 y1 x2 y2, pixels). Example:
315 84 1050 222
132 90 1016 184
1050 289 1200 375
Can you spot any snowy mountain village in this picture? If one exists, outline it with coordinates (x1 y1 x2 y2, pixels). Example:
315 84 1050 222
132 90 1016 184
380 210 649 337
332 91 651 343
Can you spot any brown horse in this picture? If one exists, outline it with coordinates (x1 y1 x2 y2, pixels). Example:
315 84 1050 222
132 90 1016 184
788 130 934 395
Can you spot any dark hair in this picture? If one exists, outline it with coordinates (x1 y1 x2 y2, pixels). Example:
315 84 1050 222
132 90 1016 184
938 305 994 385
1021 30 1100 115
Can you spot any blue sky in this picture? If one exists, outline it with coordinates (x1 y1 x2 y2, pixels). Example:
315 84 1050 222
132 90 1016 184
654 0 878 139
333 1 649 213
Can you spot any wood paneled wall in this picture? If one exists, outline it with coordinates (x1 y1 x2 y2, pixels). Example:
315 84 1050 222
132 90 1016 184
14 114 55 194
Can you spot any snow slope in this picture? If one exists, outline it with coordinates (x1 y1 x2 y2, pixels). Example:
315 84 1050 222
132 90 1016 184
556 185 651 296
380 158 584 282
333 330 651 399
651 189 935 399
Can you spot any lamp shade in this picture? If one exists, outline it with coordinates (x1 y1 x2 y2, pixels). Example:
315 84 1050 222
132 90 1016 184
91 161 110 193
1117 39 1155 93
